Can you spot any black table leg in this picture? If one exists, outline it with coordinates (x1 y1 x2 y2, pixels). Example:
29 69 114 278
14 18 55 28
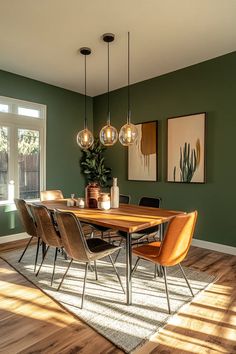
126 232 132 305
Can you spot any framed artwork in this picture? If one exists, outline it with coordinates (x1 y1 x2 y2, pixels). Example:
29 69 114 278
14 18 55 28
167 112 206 183
128 121 158 181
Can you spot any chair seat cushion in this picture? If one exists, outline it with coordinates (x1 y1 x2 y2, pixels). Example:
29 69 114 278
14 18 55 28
87 237 118 254
132 241 161 261
119 226 159 240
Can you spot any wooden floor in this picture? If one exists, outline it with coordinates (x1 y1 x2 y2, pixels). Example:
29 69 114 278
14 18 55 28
0 240 236 354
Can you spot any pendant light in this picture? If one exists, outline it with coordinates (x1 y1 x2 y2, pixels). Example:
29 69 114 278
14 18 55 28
119 32 138 146
76 47 94 150
99 33 118 146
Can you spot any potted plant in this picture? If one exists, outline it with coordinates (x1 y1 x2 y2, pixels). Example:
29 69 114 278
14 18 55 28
80 137 112 187
80 138 112 207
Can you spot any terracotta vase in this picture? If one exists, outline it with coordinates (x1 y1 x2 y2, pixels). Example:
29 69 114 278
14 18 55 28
85 182 101 208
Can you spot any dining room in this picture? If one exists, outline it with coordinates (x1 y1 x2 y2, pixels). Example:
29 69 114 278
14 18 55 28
0 1 236 353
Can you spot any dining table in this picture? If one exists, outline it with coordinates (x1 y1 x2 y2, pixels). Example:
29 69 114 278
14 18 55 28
40 200 185 305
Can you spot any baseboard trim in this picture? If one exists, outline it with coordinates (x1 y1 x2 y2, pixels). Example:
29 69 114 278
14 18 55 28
0 233 29 244
192 238 236 256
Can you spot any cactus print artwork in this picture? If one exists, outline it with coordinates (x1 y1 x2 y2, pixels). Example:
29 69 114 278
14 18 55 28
167 113 205 183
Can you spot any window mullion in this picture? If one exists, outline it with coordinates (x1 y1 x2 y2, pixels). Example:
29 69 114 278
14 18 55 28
8 126 17 199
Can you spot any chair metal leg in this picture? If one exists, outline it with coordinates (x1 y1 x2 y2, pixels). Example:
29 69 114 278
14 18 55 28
162 266 171 314
178 263 194 297
18 236 33 263
108 255 125 294
131 257 140 276
34 238 40 272
114 239 123 263
57 258 73 291
36 246 50 277
94 261 98 281
81 262 89 309
154 264 160 278
51 247 58 286
61 247 68 260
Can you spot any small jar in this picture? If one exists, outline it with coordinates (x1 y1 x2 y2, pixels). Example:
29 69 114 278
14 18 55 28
76 198 85 208
67 198 75 207
98 193 110 210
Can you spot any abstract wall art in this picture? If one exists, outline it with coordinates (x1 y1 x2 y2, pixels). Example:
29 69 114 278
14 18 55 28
128 121 158 181
167 112 206 183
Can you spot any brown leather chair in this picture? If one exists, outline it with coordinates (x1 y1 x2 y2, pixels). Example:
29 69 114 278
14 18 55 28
132 211 198 313
29 204 63 285
40 190 64 201
55 210 125 309
14 198 40 272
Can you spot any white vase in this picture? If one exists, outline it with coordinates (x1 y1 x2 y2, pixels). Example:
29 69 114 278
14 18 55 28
111 177 119 208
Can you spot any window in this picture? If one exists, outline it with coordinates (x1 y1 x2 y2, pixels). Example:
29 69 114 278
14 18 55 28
0 104 9 113
18 107 40 118
0 96 46 203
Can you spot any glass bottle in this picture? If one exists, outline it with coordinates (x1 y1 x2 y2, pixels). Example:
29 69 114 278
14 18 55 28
111 177 119 208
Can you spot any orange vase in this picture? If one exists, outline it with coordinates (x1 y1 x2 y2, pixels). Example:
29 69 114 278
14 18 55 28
85 182 101 208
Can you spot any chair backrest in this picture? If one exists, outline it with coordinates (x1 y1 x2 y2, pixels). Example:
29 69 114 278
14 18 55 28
40 190 64 201
29 204 61 248
55 210 91 262
139 196 161 208
14 198 37 238
157 211 198 266
119 194 131 204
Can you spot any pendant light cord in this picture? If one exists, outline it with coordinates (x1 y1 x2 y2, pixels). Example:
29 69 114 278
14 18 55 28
128 31 131 124
107 41 111 125
84 54 87 129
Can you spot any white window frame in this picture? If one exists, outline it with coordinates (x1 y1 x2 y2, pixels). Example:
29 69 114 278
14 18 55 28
0 96 46 205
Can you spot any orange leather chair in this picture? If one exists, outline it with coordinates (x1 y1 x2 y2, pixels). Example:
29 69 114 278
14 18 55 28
132 211 198 313
40 189 64 201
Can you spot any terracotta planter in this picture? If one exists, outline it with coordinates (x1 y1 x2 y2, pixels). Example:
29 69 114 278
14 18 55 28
85 182 101 208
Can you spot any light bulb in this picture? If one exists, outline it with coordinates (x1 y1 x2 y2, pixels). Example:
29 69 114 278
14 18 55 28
76 128 94 149
119 123 138 146
100 124 118 146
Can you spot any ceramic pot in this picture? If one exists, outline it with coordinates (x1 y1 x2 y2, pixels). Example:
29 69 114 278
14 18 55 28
85 182 101 208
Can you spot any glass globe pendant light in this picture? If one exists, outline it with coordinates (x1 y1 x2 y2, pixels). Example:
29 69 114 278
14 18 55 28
119 32 138 146
100 33 118 146
76 47 94 150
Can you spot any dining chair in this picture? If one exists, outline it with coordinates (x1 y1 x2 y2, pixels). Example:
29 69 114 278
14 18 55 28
119 194 131 204
29 204 63 285
40 189 64 201
54 210 125 309
14 198 40 272
114 196 162 262
132 211 198 313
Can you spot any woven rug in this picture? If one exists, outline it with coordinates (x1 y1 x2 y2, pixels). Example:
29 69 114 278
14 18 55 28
2 246 215 353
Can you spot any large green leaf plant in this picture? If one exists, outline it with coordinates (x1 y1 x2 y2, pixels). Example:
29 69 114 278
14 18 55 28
80 137 112 188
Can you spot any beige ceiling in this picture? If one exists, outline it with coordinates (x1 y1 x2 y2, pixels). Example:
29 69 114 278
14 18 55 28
0 0 236 97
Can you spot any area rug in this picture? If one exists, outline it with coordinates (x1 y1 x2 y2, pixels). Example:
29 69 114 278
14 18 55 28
2 246 215 353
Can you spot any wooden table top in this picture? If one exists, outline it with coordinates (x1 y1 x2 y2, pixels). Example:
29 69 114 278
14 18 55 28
41 200 185 233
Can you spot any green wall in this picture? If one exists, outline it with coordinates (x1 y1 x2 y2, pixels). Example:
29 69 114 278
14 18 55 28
0 69 93 236
93 51 236 247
